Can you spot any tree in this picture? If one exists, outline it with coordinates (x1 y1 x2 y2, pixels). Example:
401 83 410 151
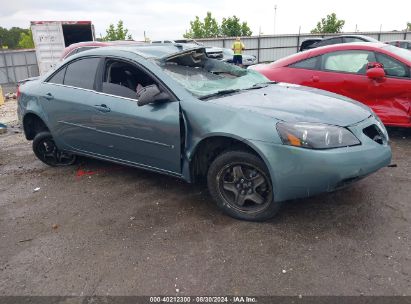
311 13 345 34
220 16 252 37
184 16 205 38
103 20 132 41
220 17 240 37
203 12 219 38
184 12 219 38
407 22 411 31
0 27 30 49
184 12 252 38
18 30 34 49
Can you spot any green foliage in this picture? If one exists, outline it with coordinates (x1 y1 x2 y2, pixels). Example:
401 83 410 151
0 27 31 49
184 16 205 38
184 12 252 38
203 12 220 37
311 13 345 34
103 20 132 41
407 22 411 31
18 29 34 49
221 16 252 37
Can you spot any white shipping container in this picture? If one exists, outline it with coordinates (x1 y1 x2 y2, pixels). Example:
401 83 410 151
31 21 95 75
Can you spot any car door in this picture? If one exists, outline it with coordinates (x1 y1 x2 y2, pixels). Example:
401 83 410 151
297 50 378 107
88 57 182 174
41 56 103 152
372 52 411 125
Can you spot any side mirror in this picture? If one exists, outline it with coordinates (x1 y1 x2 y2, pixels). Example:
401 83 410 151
366 67 385 80
136 84 170 106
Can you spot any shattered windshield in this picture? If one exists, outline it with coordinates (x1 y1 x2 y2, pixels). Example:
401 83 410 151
158 51 269 99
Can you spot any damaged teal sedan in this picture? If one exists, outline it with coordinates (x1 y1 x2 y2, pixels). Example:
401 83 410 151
18 45 392 221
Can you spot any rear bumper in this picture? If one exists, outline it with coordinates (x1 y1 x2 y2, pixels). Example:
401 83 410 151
250 117 392 202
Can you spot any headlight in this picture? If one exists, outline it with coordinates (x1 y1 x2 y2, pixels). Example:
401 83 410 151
276 122 360 149
373 114 389 142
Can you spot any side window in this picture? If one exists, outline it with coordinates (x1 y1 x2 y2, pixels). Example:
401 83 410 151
289 56 319 70
322 50 376 74
343 37 365 43
47 67 66 85
100 59 157 99
64 57 101 90
317 38 343 47
375 53 409 78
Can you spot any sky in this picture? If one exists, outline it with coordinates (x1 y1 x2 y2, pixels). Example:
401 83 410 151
1 0 410 40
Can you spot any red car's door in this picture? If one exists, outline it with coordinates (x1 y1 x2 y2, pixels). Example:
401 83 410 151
285 50 376 101
303 50 377 105
284 50 410 126
372 52 411 126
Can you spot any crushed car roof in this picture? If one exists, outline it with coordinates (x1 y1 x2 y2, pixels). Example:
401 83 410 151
79 43 205 60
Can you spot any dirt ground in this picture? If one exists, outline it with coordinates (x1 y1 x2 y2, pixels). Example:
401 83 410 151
0 98 18 125
0 100 410 296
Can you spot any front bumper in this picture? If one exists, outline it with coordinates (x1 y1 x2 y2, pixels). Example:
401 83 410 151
250 117 392 202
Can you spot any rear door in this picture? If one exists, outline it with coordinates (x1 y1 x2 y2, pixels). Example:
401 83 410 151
41 56 103 151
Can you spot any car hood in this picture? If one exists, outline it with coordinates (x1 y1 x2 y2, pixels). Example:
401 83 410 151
209 83 372 126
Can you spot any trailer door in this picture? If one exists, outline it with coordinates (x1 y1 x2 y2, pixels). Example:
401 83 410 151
31 22 65 75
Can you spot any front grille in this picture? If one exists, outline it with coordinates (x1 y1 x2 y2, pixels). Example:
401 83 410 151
363 124 385 144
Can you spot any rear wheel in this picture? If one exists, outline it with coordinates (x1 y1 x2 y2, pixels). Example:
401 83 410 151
207 151 280 221
33 132 76 167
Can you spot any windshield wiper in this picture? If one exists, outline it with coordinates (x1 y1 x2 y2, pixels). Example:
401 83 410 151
199 89 241 100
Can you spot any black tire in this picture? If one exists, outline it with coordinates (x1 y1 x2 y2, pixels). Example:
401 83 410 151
33 131 76 167
207 151 280 221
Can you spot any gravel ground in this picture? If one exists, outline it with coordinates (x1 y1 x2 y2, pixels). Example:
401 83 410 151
0 116 410 296
0 99 18 125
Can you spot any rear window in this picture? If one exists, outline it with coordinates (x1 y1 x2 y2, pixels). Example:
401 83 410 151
382 45 411 62
47 67 66 85
63 57 100 90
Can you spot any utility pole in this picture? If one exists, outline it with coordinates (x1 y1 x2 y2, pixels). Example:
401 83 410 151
273 5 277 35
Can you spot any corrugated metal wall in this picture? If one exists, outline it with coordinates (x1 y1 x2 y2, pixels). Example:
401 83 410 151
0 49 39 90
197 31 411 63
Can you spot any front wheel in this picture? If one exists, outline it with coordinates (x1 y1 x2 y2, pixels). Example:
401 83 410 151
32 132 76 167
207 151 280 221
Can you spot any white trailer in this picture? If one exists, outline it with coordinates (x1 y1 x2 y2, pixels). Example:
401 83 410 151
31 21 95 75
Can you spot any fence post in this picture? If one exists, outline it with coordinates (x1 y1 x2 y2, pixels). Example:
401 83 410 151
296 26 301 52
24 51 30 78
0 42 11 84
257 35 261 63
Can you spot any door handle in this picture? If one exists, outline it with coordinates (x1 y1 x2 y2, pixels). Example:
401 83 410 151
312 76 320 82
44 92 54 100
94 104 111 113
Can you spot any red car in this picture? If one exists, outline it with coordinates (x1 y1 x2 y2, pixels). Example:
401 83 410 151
251 43 411 127
60 40 145 60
